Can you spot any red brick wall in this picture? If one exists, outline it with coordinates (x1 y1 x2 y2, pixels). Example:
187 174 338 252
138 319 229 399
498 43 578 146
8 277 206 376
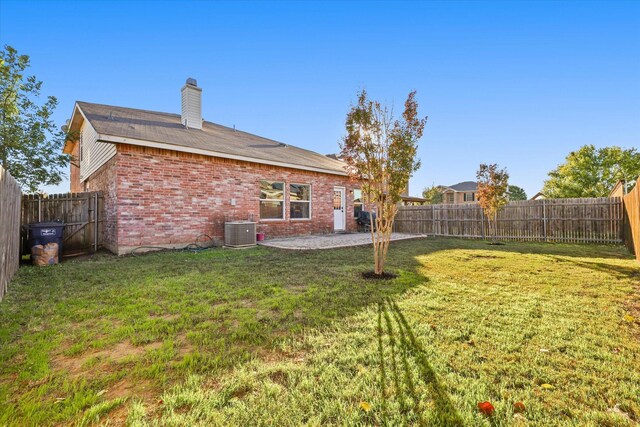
111 144 358 254
84 156 119 253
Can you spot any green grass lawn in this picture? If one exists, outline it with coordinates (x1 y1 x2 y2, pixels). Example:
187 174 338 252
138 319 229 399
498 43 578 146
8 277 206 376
0 238 638 426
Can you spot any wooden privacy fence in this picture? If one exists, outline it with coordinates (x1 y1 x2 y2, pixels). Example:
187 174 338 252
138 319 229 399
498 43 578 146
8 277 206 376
394 197 623 244
21 192 103 257
622 178 640 261
0 167 21 301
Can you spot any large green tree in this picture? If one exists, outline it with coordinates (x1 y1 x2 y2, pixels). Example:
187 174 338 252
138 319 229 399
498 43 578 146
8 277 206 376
542 145 640 198
508 185 527 201
341 90 427 275
1 45 69 192
422 185 443 204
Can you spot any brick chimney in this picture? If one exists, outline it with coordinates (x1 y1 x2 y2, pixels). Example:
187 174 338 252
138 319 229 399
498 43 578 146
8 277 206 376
181 78 202 129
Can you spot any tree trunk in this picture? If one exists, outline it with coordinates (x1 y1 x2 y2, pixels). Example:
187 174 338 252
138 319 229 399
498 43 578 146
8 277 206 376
371 204 396 275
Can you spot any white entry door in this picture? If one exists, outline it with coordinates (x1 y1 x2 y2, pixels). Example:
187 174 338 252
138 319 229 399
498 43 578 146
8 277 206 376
333 187 346 231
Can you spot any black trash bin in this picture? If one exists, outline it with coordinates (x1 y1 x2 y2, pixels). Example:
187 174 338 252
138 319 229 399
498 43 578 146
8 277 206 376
28 221 65 260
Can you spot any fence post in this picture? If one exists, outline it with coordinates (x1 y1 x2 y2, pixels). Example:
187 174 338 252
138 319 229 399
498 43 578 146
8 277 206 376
38 196 42 222
481 209 485 240
431 205 435 236
542 200 547 242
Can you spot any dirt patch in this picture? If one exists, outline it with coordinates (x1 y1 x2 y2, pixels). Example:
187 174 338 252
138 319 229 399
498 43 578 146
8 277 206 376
149 313 180 321
52 340 163 377
175 332 195 357
101 403 129 426
231 384 252 399
105 377 156 401
203 377 221 390
361 271 398 280
267 370 288 386
109 340 162 362
103 376 163 420
237 299 258 309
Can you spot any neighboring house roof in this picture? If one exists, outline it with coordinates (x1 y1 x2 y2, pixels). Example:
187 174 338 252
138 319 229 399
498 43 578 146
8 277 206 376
68 101 348 176
442 181 477 192
530 192 545 200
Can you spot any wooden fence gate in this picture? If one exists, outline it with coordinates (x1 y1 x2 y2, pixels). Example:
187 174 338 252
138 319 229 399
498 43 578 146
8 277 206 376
21 192 104 257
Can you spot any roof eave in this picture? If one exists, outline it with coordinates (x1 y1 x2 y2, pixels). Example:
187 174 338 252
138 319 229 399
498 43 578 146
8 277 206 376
63 102 93 154
98 133 348 177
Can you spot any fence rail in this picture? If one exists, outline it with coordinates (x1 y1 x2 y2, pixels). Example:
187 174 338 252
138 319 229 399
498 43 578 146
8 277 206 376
394 197 623 244
622 178 640 261
21 192 103 257
0 167 21 301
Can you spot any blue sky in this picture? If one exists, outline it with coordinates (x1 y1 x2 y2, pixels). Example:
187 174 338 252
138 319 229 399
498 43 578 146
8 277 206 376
1 0 638 197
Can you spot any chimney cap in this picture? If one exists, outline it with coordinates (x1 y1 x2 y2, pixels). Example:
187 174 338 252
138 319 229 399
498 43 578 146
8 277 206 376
186 77 198 87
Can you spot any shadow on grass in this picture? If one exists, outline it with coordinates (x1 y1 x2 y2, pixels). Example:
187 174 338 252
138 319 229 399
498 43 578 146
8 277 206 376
547 256 640 280
377 297 463 426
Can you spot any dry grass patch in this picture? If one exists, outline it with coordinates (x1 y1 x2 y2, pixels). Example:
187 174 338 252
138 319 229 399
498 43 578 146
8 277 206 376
52 340 163 377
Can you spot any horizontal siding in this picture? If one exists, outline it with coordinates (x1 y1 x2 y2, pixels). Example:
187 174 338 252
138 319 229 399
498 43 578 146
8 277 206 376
181 87 201 128
79 120 116 182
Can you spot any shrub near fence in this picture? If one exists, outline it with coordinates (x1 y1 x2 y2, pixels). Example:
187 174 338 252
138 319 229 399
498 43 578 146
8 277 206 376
622 178 640 261
0 166 21 301
394 197 623 244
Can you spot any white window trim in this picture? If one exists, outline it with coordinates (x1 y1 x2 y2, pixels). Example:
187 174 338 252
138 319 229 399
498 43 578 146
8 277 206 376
259 180 286 221
290 183 312 221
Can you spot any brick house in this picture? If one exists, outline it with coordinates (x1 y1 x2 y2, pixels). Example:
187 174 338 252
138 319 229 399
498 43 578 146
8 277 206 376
63 79 359 255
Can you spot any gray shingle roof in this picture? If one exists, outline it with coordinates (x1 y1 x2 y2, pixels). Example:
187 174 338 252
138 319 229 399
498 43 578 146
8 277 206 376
446 181 477 192
76 101 347 175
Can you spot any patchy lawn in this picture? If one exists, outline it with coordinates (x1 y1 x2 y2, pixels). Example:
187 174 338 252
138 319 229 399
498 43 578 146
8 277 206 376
0 238 638 426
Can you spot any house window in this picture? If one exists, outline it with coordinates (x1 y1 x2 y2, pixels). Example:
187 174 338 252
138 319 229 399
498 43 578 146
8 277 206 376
464 192 475 202
353 189 364 218
259 180 284 220
447 193 454 203
290 183 311 219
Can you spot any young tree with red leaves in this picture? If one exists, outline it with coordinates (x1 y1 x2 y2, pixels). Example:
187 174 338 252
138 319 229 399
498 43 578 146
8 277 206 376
341 90 427 275
476 163 509 242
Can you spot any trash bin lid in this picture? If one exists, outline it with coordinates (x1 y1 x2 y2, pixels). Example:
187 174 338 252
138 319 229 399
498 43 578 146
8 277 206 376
28 221 65 228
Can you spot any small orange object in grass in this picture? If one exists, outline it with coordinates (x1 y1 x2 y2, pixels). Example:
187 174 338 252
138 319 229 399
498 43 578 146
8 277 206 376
359 401 372 412
514 401 525 413
478 401 495 416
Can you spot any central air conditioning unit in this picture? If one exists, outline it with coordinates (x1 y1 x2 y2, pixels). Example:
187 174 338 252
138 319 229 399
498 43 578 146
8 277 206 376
224 221 257 247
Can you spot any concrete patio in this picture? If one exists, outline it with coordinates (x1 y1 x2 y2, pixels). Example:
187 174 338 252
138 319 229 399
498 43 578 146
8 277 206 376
258 232 426 250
